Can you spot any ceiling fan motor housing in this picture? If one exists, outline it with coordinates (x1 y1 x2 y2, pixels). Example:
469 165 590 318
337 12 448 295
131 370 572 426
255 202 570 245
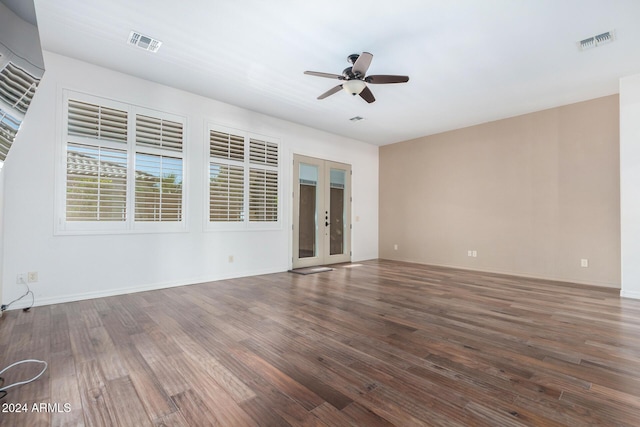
343 67 356 79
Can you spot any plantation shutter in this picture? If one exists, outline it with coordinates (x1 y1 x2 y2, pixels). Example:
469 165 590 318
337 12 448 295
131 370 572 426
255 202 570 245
210 163 244 221
66 143 128 221
0 62 41 162
248 138 278 222
134 114 184 222
136 114 183 152
249 168 278 222
249 138 278 166
65 99 129 222
0 62 40 114
210 130 244 160
207 127 280 227
68 99 128 143
209 129 245 222
61 92 189 232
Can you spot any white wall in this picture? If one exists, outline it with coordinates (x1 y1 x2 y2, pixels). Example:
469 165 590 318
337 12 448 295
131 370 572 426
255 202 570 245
620 73 640 298
0 52 379 308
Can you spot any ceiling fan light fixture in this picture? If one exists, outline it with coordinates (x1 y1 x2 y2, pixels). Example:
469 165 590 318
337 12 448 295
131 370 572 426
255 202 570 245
342 79 366 96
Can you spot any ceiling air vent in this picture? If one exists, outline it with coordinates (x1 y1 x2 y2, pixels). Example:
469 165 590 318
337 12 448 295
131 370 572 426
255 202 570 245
578 30 615 51
128 31 162 53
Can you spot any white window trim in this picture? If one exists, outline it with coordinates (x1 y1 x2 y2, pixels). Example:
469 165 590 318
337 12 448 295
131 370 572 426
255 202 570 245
205 123 281 231
55 90 188 235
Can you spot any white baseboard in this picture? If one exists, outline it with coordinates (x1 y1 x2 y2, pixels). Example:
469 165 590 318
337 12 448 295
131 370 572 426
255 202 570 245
382 257 621 289
620 289 640 299
3 266 286 311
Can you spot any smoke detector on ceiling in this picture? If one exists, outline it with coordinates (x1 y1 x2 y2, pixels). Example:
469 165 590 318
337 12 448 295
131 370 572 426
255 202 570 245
578 30 615 51
128 31 162 53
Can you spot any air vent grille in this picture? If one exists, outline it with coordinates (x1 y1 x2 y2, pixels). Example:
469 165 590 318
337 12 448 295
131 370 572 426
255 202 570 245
128 31 162 53
578 30 615 51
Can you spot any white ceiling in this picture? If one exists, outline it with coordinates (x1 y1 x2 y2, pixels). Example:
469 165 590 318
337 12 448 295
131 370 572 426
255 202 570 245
33 0 640 145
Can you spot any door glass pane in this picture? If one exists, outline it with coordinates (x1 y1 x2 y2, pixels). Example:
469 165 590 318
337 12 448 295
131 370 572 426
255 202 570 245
329 168 346 255
299 163 318 258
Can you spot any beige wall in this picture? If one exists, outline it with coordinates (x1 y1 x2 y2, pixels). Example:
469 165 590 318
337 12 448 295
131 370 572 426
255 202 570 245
379 95 620 288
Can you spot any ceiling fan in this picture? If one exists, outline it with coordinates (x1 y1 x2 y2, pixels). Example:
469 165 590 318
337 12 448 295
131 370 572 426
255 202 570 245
304 52 409 104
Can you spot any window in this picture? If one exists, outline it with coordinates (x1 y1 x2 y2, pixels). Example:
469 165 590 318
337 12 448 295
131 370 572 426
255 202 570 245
59 92 186 233
208 125 279 228
0 61 41 162
66 99 128 223
134 114 184 222
209 130 245 222
248 138 278 222
66 143 128 222
0 108 20 161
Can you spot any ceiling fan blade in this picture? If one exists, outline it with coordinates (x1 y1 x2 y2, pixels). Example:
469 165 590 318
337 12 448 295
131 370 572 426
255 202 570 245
359 86 375 103
317 85 343 100
365 75 410 84
304 71 343 80
352 52 373 76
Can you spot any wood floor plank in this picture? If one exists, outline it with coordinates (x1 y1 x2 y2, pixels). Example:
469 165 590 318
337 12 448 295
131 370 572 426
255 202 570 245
89 327 128 381
104 376 153 427
49 350 85 427
171 389 223 427
227 343 325 411
122 346 177 420
239 396 293 427
309 402 358 426
169 353 257 426
141 315 256 404
151 411 190 427
2 259 640 426
463 400 557 427
340 402 396 427
75 360 116 427
241 337 354 410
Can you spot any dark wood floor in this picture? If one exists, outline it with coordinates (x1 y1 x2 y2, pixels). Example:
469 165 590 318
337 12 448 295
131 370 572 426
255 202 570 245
2 259 640 426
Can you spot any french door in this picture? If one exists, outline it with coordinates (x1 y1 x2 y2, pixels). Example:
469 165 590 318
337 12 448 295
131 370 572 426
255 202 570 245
292 155 351 268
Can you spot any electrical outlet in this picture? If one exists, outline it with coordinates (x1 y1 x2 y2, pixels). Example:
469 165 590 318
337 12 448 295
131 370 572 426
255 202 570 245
581 259 589 268
228 255 234 263
393 244 398 251
28 271 38 283
472 250 477 258
16 273 27 284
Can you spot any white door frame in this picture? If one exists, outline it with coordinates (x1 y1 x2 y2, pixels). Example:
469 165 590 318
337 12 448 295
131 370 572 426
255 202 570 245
292 154 351 268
